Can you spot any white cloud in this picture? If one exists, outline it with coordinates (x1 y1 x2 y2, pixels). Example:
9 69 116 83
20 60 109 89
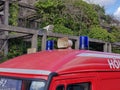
114 7 120 20
83 0 116 8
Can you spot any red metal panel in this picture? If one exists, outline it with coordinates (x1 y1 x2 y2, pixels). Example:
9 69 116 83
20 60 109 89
0 49 120 78
98 72 120 90
50 72 98 90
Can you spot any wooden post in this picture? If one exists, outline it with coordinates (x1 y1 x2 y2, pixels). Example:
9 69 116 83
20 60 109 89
108 43 112 53
75 38 79 50
41 33 47 50
103 43 108 52
4 0 9 25
4 0 9 56
31 33 38 51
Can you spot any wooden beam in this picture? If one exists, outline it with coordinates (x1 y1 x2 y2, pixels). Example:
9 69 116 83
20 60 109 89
0 24 38 34
0 33 31 39
18 2 37 10
38 32 78 40
38 31 107 44
89 38 106 43
46 33 78 40
112 42 120 46
9 33 30 39
0 0 20 2
0 0 5 1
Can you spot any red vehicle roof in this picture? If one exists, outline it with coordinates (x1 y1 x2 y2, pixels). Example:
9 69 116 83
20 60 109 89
0 49 120 76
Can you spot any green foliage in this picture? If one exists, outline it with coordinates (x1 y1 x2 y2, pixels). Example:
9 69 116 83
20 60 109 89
0 57 9 63
63 0 99 33
37 37 42 51
35 0 99 35
35 0 65 26
8 39 30 59
54 24 73 35
73 0 99 25
79 29 89 36
112 47 120 54
88 26 116 42
110 27 120 42
9 1 19 26
35 0 64 13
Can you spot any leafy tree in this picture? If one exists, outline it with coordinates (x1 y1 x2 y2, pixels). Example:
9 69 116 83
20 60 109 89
8 38 30 59
76 1 99 25
35 0 99 35
35 0 65 26
88 26 116 42
111 26 120 42
54 24 73 35
9 1 19 26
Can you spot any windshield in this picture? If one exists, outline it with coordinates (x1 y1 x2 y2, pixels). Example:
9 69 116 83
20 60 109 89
0 77 46 90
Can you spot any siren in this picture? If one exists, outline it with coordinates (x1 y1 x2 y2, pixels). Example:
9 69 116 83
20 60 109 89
79 36 89 50
57 37 73 49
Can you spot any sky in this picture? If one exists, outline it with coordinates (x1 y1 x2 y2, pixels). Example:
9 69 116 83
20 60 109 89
83 0 120 21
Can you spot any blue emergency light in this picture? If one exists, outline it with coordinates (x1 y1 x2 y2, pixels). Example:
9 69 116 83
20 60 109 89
79 36 89 50
46 40 54 50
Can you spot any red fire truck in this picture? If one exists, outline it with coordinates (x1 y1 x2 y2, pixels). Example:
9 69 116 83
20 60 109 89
0 49 120 90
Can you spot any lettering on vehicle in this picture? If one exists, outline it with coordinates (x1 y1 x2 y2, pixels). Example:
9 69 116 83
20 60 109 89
108 58 120 69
